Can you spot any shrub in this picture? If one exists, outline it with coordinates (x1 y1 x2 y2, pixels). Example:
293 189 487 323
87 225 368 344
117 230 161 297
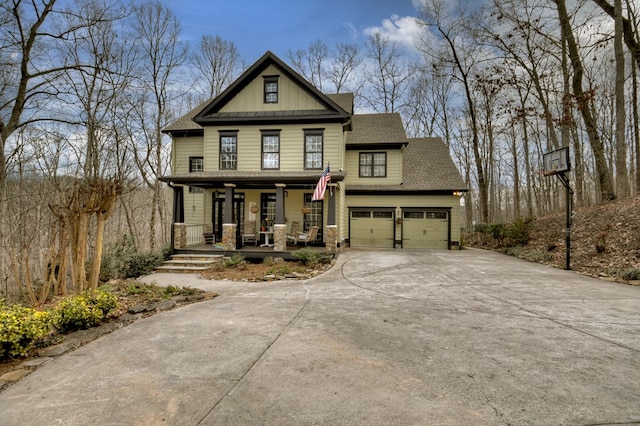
616 268 640 281
0 300 51 359
51 289 118 333
224 254 247 270
293 248 331 266
100 235 166 281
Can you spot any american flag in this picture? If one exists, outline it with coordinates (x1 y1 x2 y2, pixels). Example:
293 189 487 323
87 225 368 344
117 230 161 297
311 164 331 201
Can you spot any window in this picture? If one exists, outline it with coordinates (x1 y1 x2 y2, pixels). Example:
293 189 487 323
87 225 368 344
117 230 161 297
261 130 280 169
189 156 204 172
304 193 323 243
359 152 387 177
304 129 323 169
264 76 278 103
189 156 204 193
219 131 237 170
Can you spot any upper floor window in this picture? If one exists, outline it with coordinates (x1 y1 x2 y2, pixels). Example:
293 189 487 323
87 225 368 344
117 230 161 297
189 156 204 173
262 130 280 169
304 129 323 170
219 131 237 170
264 76 279 103
189 156 204 193
359 152 387 177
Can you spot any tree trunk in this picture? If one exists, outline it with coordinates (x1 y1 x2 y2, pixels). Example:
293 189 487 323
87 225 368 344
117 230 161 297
614 0 629 198
554 0 616 202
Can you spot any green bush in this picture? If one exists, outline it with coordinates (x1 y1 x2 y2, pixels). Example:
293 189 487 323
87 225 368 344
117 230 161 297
100 235 166 281
224 254 247 269
293 248 331 266
615 268 640 281
51 289 118 333
0 300 51 359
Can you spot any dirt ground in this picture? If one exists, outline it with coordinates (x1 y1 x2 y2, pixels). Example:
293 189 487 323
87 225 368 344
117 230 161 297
468 195 640 279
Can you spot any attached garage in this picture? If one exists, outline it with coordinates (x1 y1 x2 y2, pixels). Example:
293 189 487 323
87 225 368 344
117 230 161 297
401 209 450 250
349 209 395 248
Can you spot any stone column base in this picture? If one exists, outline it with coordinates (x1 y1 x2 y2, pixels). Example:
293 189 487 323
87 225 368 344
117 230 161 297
325 225 338 254
273 224 287 252
222 223 237 251
174 223 186 249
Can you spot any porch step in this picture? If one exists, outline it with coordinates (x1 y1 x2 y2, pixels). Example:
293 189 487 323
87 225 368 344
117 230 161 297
155 254 223 274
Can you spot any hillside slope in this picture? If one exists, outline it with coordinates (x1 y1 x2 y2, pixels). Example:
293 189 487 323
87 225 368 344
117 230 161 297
470 196 640 279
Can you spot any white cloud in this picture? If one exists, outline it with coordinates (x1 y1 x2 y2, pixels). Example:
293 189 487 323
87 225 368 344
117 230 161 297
363 15 423 52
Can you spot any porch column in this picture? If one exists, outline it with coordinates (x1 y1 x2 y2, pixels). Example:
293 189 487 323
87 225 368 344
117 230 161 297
172 186 186 249
222 183 236 251
326 183 338 254
173 186 184 223
273 183 287 252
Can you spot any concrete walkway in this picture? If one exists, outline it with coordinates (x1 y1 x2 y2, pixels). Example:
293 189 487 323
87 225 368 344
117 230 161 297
1 248 640 425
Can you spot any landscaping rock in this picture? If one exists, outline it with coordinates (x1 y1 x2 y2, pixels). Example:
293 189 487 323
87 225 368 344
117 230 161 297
0 369 31 382
21 357 53 368
154 300 176 311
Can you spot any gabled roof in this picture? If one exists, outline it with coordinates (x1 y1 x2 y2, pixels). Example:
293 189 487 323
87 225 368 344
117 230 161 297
162 98 210 134
193 51 350 125
327 93 354 114
346 113 408 147
346 137 468 192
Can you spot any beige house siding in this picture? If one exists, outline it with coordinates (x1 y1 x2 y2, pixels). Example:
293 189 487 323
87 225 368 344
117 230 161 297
202 123 342 171
183 189 206 226
343 149 403 185
346 194 462 243
173 136 204 174
220 65 325 113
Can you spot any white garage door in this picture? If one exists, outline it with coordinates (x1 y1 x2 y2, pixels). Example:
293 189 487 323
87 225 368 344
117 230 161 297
402 210 449 249
350 210 394 248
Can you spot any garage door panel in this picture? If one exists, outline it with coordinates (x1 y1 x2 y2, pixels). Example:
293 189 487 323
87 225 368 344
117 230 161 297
350 210 394 248
402 211 448 249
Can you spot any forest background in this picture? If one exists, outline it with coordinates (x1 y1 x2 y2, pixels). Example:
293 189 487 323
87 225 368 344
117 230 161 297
2 0 639 304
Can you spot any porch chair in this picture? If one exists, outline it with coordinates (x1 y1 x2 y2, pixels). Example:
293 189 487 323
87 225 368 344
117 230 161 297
295 226 319 247
286 221 300 246
242 220 257 246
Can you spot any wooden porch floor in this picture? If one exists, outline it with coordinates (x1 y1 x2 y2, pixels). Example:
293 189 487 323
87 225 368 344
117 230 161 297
175 243 328 261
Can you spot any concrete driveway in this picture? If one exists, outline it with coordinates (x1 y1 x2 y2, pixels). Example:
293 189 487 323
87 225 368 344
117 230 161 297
1 248 640 425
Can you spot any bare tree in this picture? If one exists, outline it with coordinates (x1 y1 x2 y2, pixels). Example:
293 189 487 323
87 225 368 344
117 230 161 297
131 0 187 250
0 0 118 295
192 34 242 99
552 0 616 202
287 40 329 91
362 33 415 113
417 0 490 223
328 43 363 93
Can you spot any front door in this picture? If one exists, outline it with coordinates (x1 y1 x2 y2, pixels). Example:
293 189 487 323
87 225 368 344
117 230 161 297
212 192 245 243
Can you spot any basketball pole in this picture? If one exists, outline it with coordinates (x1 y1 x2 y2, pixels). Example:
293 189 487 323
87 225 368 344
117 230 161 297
556 172 574 270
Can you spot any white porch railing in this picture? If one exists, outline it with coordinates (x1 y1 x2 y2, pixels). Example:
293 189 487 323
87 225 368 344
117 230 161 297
186 224 205 246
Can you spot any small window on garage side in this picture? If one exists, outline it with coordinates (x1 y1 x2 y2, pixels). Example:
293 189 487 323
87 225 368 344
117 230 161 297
264 76 279 103
351 211 371 218
404 211 423 219
426 211 447 219
373 211 393 219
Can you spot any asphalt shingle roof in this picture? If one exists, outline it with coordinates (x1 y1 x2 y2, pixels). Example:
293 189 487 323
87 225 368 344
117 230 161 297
346 137 467 192
346 113 407 145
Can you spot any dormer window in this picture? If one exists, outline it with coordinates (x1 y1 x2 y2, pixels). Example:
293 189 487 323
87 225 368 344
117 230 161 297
264 76 279 103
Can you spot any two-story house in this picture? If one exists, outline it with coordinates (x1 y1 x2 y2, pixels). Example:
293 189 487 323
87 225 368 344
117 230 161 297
161 51 467 254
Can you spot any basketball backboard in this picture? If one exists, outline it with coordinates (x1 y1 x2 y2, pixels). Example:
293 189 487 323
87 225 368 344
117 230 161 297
543 146 570 176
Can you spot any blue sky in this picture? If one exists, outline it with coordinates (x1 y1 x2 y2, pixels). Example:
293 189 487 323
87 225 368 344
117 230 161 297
161 0 425 62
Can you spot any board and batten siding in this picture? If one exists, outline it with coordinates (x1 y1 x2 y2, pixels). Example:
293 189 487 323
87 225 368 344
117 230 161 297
183 190 205 226
203 123 342 171
173 136 204 174
343 149 403 185
346 194 462 243
220 65 325 113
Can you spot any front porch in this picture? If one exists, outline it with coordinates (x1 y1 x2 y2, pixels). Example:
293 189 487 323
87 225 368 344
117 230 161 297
174 242 330 262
